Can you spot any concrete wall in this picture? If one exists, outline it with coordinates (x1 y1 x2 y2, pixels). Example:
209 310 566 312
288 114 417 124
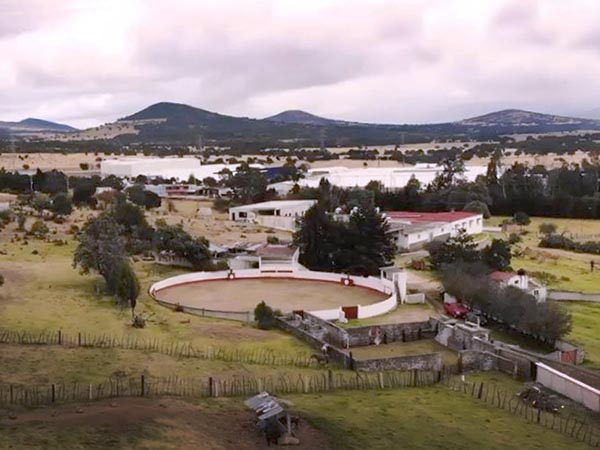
149 268 402 321
460 350 517 375
344 320 436 347
548 291 600 302
537 362 600 412
354 352 443 372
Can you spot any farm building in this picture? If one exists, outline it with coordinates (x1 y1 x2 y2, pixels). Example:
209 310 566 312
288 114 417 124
101 157 261 181
268 164 488 193
489 270 548 302
385 211 483 252
229 200 317 231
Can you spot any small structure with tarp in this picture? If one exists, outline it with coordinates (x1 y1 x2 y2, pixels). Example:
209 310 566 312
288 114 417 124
245 392 301 446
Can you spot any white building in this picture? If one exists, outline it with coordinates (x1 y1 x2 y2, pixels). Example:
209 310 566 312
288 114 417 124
385 211 483 252
269 164 488 193
101 157 262 182
229 200 317 232
489 271 548 302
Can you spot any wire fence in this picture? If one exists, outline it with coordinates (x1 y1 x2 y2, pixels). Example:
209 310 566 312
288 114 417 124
0 328 314 368
444 377 600 448
0 370 440 408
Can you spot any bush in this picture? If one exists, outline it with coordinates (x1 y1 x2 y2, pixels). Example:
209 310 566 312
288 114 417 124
30 220 49 238
80 163 89 170
266 235 280 245
463 200 491 219
254 301 275 329
539 222 557 235
508 233 521 244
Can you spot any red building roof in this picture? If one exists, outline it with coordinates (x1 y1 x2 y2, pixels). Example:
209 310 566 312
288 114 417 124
489 271 517 282
256 244 297 258
385 211 480 223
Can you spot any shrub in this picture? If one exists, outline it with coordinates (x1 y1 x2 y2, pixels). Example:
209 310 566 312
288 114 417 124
463 200 491 219
266 235 280 245
539 222 557 235
79 163 89 170
508 233 521 244
254 301 275 329
30 220 49 238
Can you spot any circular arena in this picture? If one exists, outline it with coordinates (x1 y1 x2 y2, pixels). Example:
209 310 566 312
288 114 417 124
149 269 404 322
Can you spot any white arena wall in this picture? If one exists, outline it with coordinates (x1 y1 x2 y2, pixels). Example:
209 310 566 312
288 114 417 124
536 362 600 412
149 268 399 322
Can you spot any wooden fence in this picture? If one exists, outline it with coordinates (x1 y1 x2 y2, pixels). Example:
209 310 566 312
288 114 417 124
444 377 600 448
0 370 440 408
0 328 313 368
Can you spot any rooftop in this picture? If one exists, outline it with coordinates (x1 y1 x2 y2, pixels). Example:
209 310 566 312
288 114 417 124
229 199 317 211
255 244 298 258
386 211 481 223
489 271 518 282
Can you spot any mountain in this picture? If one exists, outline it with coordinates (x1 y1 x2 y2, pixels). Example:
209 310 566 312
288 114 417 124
458 109 600 129
0 117 77 133
265 110 344 126
36 103 600 146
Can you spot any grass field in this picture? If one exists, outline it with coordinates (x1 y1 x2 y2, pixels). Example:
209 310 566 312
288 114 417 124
0 240 309 356
565 302 600 369
0 373 593 450
349 339 458 365
291 374 591 450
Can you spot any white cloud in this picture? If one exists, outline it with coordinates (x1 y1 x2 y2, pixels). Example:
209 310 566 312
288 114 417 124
1 0 600 128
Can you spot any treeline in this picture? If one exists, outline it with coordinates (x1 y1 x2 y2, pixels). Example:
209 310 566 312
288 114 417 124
430 232 571 343
539 234 600 255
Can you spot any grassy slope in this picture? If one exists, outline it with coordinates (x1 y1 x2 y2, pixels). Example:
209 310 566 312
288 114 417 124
292 387 590 450
0 240 309 355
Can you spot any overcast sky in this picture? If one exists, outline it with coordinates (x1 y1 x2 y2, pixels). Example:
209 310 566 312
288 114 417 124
1 0 600 128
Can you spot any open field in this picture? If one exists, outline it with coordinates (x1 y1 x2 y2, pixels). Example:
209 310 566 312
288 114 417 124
291 373 592 450
565 302 600 369
154 278 386 313
0 372 593 450
0 397 330 450
0 240 310 356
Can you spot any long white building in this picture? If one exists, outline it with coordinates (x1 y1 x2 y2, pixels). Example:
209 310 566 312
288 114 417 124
269 164 488 193
229 200 317 231
101 157 261 181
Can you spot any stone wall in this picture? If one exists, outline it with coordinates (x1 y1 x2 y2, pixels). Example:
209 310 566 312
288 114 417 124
353 352 442 372
460 350 517 375
345 320 437 347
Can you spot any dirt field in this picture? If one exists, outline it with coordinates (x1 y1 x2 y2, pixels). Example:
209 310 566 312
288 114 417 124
154 279 387 313
0 397 330 450
350 339 458 365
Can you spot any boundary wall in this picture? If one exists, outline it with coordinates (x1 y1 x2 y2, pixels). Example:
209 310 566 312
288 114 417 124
536 362 600 412
149 269 398 322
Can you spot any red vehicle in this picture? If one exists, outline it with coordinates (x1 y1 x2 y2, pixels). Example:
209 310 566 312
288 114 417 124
444 302 470 319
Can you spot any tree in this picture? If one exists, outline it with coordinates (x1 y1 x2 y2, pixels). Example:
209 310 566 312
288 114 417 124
73 179 98 205
73 214 126 294
482 239 512 271
114 261 140 316
254 301 275 329
513 211 531 227
154 223 211 269
427 229 479 269
539 222 557 235
51 193 72 216
294 205 337 270
225 163 268 204
30 220 49 238
429 157 466 191
463 200 491 219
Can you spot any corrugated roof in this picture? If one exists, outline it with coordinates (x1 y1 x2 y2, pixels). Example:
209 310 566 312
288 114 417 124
386 211 480 223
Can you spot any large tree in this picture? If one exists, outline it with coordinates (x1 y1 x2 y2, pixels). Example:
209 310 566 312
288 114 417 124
73 214 126 293
154 222 211 269
427 229 479 269
225 163 268 204
482 238 512 271
114 261 140 317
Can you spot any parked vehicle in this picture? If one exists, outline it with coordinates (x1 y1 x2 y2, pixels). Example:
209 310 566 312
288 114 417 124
444 302 470 319
466 310 488 326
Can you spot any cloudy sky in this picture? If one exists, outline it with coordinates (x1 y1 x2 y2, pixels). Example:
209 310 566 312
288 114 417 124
1 0 600 128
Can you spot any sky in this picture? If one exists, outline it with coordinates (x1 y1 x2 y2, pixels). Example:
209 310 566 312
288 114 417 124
1 0 600 129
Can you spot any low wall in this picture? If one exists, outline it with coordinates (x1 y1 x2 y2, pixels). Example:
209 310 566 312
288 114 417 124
154 298 252 322
548 291 600 302
345 320 436 347
537 362 600 412
354 352 442 372
405 293 426 304
460 350 517 375
150 268 399 321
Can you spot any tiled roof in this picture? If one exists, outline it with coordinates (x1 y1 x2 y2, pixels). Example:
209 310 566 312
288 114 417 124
386 211 480 223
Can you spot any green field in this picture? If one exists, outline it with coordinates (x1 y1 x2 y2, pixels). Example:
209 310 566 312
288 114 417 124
292 377 591 450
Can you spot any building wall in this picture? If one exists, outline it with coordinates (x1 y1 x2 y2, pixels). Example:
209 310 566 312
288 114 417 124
536 363 600 412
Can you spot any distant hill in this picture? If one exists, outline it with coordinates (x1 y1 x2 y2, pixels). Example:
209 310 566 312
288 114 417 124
0 118 77 133
27 103 600 145
458 109 600 129
265 110 345 126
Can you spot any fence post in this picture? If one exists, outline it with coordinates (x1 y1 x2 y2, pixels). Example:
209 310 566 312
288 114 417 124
412 369 417 387
88 384 93 401
51 384 55 403
328 370 333 391
378 372 385 389
10 385 13 404
58 330 62 346
141 375 145 397
78 332 81 347
209 377 214 397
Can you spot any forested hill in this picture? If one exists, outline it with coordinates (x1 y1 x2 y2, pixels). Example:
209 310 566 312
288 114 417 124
14 102 600 146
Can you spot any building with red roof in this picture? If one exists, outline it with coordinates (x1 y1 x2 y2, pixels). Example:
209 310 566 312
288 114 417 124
385 210 483 252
